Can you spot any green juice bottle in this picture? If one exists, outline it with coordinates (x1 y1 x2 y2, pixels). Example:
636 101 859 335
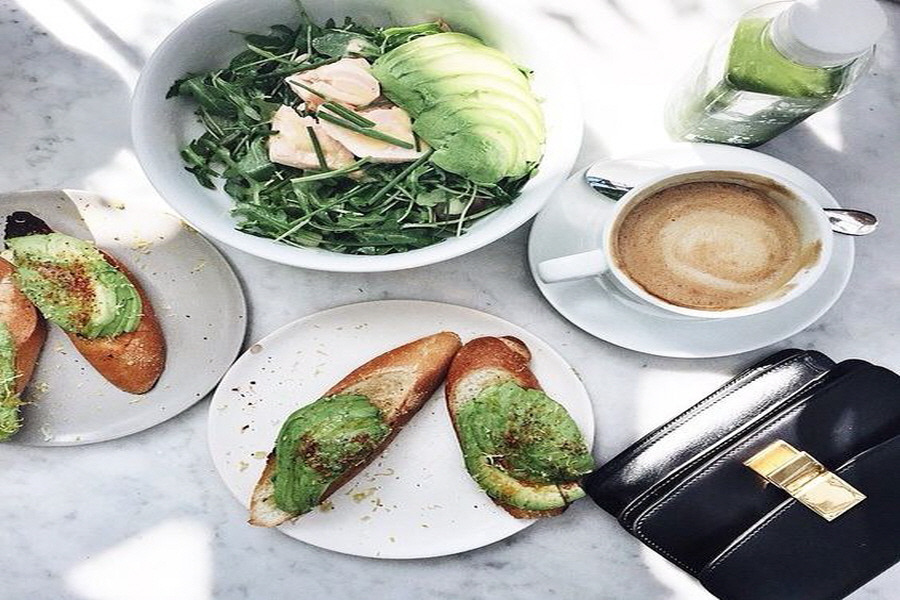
665 0 886 147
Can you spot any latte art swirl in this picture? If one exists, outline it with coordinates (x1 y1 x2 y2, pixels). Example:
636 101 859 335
614 182 808 311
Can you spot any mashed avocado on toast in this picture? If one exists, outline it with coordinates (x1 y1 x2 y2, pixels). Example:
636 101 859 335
273 394 391 514
6 233 142 339
0 323 22 440
373 32 545 185
456 381 593 511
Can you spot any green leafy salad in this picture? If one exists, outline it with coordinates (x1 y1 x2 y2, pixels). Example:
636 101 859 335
168 8 546 255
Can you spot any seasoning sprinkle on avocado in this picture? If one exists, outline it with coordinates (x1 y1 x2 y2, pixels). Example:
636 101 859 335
6 233 142 339
273 394 391 514
456 381 594 512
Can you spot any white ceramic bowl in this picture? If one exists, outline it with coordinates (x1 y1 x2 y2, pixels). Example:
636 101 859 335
132 0 583 272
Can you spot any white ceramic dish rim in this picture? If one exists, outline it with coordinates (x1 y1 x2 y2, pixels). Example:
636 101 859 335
131 0 584 272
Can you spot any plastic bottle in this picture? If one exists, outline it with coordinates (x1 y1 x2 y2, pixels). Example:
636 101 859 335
665 0 887 147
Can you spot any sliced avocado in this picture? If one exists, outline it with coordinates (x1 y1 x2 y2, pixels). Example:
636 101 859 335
372 31 546 184
414 102 542 167
431 128 519 184
385 46 523 83
0 322 22 441
383 43 512 77
389 55 528 95
375 32 483 69
467 454 586 511
444 90 545 140
6 233 142 339
455 381 594 511
409 73 539 114
273 394 391 514
417 114 528 179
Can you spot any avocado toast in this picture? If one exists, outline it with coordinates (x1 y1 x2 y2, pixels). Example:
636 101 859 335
249 331 462 527
445 337 594 518
0 256 47 440
3 212 166 394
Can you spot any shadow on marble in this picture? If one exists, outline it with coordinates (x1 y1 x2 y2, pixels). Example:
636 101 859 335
61 0 147 70
1 1 131 191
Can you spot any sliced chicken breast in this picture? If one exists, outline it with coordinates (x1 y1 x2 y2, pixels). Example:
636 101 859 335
286 58 380 108
268 105 355 170
319 105 429 163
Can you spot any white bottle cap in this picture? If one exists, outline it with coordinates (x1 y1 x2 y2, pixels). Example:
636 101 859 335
771 0 887 67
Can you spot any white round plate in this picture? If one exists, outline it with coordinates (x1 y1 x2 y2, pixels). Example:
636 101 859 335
132 0 582 272
528 144 855 358
208 300 595 559
2 190 247 445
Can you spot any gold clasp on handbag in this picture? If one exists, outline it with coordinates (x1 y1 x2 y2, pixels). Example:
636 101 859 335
744 440 865 521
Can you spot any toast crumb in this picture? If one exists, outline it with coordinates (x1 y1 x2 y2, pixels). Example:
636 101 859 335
350 487 377 503
131 239 153 254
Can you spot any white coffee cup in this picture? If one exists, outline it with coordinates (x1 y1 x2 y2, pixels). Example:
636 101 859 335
537 166 834 320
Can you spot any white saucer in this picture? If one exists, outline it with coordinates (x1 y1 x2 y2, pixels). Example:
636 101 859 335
527 144 855 358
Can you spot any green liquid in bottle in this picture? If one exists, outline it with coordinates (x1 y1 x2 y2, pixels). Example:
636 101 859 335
666 2 874 147
727 18 843 98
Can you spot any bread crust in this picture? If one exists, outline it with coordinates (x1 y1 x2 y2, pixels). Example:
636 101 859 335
445 336 539 416
249 331 462 527
0 257 46 395
67 252 166 394
444 336 576 519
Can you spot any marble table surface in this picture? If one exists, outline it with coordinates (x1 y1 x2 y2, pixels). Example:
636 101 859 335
2 0 899 598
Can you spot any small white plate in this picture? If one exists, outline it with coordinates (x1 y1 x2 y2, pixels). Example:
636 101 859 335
528 144 855 358
2 190 247 445
207 300 595 559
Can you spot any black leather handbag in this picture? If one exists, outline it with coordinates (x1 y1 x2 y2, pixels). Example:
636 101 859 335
583 349 900 600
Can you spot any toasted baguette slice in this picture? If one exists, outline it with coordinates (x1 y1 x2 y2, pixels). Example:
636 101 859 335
249 331 462 527
67 252 166 394
0 257 47 396
4 212 166 394
445 336 584 519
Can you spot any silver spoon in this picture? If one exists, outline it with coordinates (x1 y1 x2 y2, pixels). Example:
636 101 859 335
585 165 878 236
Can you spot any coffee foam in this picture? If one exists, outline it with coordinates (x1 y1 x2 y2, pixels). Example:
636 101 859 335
614 181 809 310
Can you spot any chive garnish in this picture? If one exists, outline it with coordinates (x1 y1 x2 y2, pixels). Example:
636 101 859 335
271 56 341 77
316 111 414 149
289 157 370 183
306 126 329 170
367 150 434 205
289 80 327 99
321 102 376 127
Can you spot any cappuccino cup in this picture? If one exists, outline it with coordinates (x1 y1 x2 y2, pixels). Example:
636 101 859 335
537 166 833 319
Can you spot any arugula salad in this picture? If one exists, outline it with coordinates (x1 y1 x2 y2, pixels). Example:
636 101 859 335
168 9 545 255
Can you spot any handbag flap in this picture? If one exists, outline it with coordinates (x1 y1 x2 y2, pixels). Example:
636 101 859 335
627 360 900 575
584 350 834 517
698 432 900 600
